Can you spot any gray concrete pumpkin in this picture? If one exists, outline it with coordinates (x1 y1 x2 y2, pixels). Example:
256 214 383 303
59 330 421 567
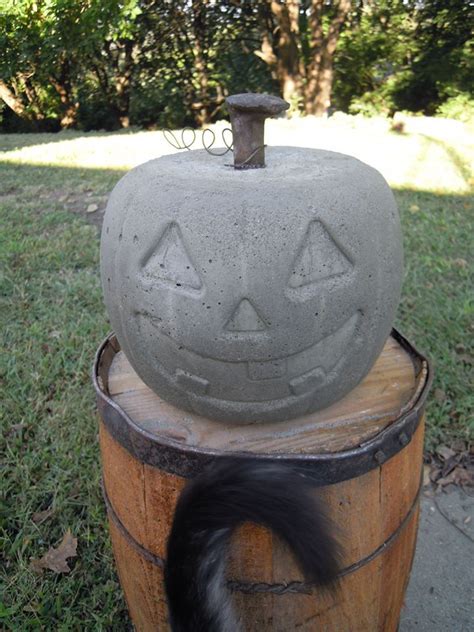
100 144 403 423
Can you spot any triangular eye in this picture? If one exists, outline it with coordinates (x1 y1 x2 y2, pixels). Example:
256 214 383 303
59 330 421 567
288 221 352 288
142 222 202 290
225 299 267 332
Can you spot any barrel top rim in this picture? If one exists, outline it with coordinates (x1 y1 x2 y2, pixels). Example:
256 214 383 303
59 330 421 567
92 330 432 483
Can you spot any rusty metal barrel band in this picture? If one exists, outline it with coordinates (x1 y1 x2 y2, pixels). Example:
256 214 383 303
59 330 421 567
102 476 422 592
92 330 432 485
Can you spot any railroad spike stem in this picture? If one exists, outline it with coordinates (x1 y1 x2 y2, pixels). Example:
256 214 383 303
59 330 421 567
225 93 289 169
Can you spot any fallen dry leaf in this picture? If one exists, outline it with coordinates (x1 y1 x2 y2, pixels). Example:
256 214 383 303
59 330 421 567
453 467 474 487
451 439 467 453
32 507 54 525
430 467 442 483
441 455 459 478
437 466 474 488
436 445 455 461
436 470 458 487
423 464 431 487
30 530 77 574
452 258 468 268
7 423 28 436
86 203 98 214
434 389 447 404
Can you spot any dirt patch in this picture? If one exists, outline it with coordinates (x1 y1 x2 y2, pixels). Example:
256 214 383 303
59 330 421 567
60 190 108 231
36 187 108 231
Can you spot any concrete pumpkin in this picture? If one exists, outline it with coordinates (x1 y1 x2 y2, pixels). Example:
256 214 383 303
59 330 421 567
100 95 403 423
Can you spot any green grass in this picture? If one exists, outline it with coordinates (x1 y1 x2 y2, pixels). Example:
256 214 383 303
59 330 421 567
1 165 129 629
1 117 473 629
394 188 473 449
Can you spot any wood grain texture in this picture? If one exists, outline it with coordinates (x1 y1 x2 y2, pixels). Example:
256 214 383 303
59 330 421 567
100 420 424 631
107 335 416 454
99 334 425 631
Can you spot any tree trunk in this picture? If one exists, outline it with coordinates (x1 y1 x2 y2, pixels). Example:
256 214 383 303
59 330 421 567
102 38 134 128
23 78 45 119
272 0 304 105
256 1 304 108
115 75 131 129
304 0 351 116
191 0 210 126
115 40 134 128
49 77 78 128
0 80 32 121
311 56 334 116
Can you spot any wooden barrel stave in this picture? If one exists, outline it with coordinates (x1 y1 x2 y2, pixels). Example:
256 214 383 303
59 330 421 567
95 331 431 632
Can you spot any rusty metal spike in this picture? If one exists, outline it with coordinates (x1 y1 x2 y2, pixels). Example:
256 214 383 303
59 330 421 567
225 93 289 169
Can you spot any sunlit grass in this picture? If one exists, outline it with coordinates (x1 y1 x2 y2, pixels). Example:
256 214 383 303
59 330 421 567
1 114 472 192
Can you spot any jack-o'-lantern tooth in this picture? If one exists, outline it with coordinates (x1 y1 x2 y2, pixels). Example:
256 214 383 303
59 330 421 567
225 299 267 332
289 367 327 395
289 220 352 288
141 222 202 290
248 359 286 381
175 369 209 395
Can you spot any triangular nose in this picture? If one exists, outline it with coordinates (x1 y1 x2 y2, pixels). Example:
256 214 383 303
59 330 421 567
225 299 267 332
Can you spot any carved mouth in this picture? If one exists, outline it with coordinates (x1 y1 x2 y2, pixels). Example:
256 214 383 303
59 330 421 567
135 311 361 404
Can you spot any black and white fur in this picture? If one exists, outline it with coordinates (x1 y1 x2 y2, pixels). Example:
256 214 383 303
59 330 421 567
164 458 341 632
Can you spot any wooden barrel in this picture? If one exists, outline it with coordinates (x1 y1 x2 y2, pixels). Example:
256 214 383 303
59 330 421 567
93 330 431 632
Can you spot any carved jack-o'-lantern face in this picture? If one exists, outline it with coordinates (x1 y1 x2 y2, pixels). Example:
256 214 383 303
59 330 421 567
101 147 403 423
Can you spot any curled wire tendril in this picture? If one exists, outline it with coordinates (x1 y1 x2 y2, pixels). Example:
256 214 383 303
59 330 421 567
162 127 264 168
163 127 233 156
201 128 233 156
163 127 196 150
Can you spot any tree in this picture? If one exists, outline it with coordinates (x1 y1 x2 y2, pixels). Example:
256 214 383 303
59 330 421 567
304 0 351 115
256 1 304 105
393 0 474 113
1 0 472 131
256 0 351 115
0 0 145 130
0 1 50 128
138 0 265 126
331 0 418 115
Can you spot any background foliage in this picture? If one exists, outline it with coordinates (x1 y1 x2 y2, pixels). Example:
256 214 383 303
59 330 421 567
1 0 473 132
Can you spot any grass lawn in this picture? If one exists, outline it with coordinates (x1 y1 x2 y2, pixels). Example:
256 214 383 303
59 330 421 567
1 115 473 629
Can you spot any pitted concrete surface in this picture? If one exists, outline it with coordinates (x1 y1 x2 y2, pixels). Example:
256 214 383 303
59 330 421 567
400 488 474 631
101 147 403 422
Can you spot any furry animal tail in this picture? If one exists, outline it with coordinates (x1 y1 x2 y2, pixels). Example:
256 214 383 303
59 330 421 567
164 458 341 632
